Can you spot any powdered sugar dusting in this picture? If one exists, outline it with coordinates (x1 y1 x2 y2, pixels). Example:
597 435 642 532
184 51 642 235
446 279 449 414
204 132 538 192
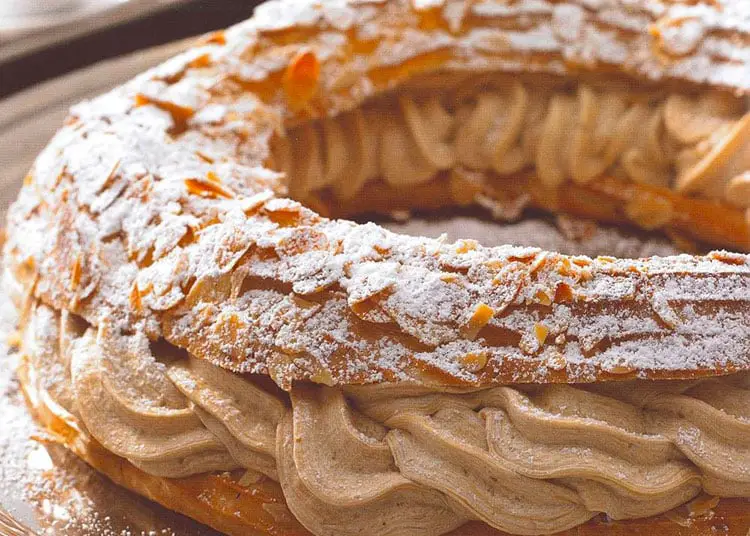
4 0 750 391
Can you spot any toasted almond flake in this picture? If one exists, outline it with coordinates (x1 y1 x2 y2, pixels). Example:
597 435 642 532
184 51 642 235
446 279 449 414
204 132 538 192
69 255 82 291
652 293 679 329
135 93 195 127
292 294 318 309
459 351 488 373
535 289 552 306
240 191 276 215
554 282 573 303
129 282 143 313
708 250 747 266
651 16 705 58
534 323 549 346
195 150 214 163
462 302 494 339
187 53 212 70
455 239 478 254
529 253 548 275
201 30 226 45
350 297 380 319
283 48 320 109
219 312 245 337
330 66 360 91
470 303 494 328
184 178 235 199
412 0 444 10
310 367 335 386
558 257 573 277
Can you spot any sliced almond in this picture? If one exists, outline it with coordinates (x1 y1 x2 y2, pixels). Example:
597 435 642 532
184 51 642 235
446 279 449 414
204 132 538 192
184 178 234 199
546 349 567 371
459 351 488 373
464 302 495 339
534 323 549 346
609 364 635 375
283 49 320 110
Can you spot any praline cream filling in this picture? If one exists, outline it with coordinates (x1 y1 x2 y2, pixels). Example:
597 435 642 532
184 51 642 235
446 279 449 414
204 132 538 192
274 78 750 218
25 302 750 536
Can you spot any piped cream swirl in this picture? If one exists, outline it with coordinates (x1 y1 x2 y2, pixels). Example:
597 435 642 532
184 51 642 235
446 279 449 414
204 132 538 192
33 301 750 536
274 78 750 215
69 327 239 478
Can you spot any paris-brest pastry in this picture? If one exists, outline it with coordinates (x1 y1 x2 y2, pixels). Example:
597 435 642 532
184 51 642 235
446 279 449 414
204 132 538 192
5 1 750 534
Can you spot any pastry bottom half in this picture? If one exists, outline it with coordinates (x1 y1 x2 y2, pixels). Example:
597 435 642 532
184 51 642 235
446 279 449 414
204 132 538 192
16 342 750 536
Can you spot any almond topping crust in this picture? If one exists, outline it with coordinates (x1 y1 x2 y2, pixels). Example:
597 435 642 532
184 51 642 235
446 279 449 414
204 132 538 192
7 4 750 536
4 0 750 390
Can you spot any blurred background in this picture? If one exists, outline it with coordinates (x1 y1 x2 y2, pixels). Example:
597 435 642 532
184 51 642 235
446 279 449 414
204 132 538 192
0 0 261 97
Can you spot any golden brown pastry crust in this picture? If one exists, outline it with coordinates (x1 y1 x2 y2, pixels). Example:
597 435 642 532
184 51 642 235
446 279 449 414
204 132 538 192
5 0 750 389
6 2 750 532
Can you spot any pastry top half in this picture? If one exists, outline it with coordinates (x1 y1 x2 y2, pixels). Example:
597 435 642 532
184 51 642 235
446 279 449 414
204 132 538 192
6 0 750 389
